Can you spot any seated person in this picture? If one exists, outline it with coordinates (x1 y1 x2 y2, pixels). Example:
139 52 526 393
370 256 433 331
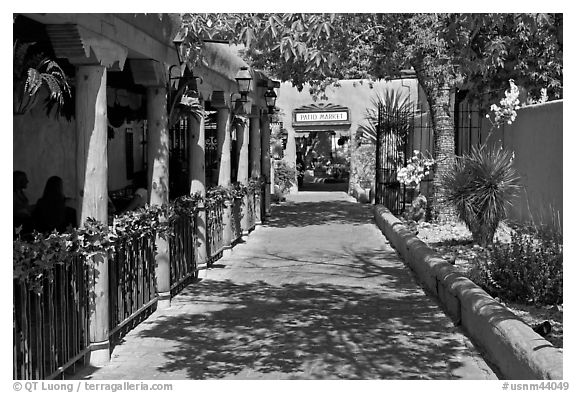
14 170 32 235
33 176 77 233
120 171 148 213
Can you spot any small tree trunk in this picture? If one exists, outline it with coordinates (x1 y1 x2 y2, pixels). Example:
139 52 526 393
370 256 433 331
415 65 457 222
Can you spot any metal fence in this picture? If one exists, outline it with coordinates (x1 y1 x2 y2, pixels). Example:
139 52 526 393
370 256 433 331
108 233 158 342
13 256 90 380
14 189 265 379
169 210 198 294
206 200 225 265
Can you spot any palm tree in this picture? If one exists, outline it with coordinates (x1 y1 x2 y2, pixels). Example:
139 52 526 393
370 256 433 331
357 88 414 146
13 40 70 117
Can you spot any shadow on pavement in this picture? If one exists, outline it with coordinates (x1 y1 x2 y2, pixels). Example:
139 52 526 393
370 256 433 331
268 200 373 228
130 279 469 379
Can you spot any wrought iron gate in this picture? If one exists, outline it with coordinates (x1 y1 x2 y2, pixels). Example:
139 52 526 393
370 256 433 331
375 103 409 214
375 103 433 215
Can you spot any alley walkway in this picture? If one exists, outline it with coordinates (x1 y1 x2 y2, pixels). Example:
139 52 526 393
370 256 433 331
73 192 497 380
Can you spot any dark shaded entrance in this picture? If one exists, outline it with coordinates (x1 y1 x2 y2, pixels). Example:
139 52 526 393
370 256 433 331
292 103 352 192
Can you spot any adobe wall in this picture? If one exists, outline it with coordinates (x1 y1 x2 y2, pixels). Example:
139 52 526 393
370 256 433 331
472 100 563 226
13 91 146 206
503 101 563 226
13 95 77 206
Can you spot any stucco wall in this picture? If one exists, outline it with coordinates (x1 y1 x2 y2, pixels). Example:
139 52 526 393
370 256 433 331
501 101 563 226
13 93 147 207
13 98 77 206
459 100 563 226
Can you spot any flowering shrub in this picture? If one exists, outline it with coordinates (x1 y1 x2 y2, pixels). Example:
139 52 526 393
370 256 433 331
396 150 435 187
468 222 562 305
486 79 520 128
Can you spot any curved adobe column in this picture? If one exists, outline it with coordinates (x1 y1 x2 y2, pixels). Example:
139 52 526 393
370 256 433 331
216 106 233 250
236 118 250 235
189 110 207 266
285 126 297 194
249 108 262 179
76 64 110 366
146 86 170 309
249 108 262 224
260 113 272 219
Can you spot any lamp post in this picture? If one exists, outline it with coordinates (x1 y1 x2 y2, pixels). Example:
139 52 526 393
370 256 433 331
264 88 277 114
235 66 252 102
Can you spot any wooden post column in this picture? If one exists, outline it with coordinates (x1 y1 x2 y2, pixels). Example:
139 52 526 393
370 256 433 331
260 112 272 219
76 64 110 366
249 108 262 224
146 86 170 309
216 106 233 251
285 127 297 193
189 110 207 266
236 118 250 236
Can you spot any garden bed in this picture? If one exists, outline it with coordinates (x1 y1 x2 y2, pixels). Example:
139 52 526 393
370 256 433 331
409 220 563 349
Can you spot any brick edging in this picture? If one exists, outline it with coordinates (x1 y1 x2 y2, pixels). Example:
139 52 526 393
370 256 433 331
373 205 563 380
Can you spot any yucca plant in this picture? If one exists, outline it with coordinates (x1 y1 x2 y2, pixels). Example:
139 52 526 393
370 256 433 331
13 40 71 117
442 145 521 246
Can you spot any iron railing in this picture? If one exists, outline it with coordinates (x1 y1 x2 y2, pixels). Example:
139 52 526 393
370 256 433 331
108 232 157 341
13 256 90 380
169 210 198 294
14 190 265 379
206 200 225 265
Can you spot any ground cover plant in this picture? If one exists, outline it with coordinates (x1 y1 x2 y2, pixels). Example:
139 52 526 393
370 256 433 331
413 219 563 348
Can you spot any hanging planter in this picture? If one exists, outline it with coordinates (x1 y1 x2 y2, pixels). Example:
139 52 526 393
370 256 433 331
107 103 126 128
13 41 71 117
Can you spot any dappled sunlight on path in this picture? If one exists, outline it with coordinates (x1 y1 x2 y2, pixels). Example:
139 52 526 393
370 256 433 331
72 192 496 380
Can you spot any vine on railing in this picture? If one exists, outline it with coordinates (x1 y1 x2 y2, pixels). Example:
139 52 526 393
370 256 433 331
13 219 115 294
13 181 267 289
13 195 204 290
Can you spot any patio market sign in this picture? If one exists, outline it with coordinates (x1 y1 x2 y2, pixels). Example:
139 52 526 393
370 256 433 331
295 111 348 122
293 103 351 129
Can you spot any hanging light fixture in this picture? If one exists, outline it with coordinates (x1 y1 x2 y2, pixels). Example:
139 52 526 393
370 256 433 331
172 32 185 66
264 88 277 113
235 66 252 102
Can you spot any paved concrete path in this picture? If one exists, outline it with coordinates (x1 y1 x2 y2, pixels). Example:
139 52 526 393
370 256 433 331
73 192 497 380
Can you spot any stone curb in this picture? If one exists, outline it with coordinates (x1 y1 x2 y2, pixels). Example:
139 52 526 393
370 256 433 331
373 205 563 380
